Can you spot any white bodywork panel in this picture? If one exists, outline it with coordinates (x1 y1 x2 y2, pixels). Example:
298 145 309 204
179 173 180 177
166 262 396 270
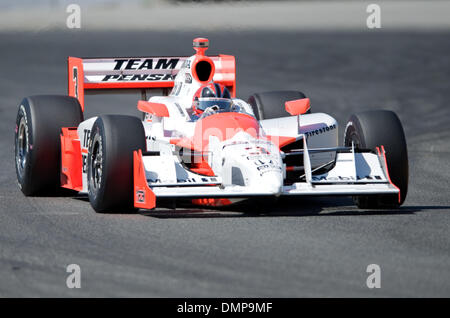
77 117 97 193
260 113 338 168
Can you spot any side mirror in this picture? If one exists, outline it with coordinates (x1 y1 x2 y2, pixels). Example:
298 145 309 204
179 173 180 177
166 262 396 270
285 98 310 116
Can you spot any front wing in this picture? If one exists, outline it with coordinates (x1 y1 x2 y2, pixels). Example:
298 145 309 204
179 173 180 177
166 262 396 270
132 136 400 210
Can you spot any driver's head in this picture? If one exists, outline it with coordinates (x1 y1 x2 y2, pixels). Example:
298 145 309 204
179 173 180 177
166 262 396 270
192 83 232 116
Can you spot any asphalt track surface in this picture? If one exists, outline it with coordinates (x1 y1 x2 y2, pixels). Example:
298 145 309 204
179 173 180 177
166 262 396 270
0 31 449 297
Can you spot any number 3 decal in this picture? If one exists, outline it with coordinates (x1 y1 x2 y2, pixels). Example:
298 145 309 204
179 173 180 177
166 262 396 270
73 66 78 98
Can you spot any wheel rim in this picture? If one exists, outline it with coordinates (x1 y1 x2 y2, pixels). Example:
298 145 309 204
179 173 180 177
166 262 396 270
15 117 28 177
90 140 103 191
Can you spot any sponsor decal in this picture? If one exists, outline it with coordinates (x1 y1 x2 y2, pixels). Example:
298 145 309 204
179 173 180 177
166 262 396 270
185 73 192 84
171 82 183 96
312 175 383 181
82 154 87 173
102 73 175 82
253 157 282 175
136 190 145 203
183 59 191 69
147 177 218 184
112 58 179 71
81 129 91 174
72 67 78 98
305 124 336 137
100 58 180 82
82 129 90 148
223 140 273 149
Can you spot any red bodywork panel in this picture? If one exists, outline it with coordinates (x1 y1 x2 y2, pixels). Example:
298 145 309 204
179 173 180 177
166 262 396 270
60 127 83 191
133 149 156 209
137 100 170 117
172 112 261 153
285 98 311 116
67 57 85 112
171 113 297 152
170 112 301 176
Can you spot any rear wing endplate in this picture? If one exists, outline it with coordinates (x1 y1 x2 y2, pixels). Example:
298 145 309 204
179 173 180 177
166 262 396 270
68 55 236 112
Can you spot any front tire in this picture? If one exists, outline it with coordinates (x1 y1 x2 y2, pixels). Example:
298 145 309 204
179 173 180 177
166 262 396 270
14 95 83 195
87 115 146 213
344 110 408 208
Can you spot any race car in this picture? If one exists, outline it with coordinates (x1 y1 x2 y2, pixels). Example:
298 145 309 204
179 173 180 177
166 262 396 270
14 37 408 212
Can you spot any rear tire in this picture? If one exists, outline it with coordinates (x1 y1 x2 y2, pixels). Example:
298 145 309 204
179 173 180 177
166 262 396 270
87 115 146 213
14 95 83 195
344 110 408 208
248 90 307 120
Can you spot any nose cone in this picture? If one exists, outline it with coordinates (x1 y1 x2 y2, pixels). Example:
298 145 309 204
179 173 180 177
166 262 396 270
219 134 284 196
239 151 283 195
258 170 283 195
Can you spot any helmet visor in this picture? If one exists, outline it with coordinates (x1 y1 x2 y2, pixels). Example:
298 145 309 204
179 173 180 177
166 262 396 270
197 98 233 112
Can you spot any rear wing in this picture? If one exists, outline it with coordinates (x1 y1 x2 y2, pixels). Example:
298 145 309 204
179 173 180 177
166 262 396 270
68 55 236 112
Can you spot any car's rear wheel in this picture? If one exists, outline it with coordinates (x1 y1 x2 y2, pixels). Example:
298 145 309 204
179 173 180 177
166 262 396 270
344 110 408 208
14 95 83 195
248 90 307 120
87 115 146 213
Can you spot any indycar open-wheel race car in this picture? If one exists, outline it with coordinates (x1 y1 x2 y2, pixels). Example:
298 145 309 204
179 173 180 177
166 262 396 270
14 38 408 213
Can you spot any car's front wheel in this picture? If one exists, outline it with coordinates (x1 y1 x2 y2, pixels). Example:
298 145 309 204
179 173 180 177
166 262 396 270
87 115 146 213
344 110 408 208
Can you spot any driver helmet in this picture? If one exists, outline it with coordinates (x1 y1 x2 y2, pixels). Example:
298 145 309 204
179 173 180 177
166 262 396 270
192 83 232 116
